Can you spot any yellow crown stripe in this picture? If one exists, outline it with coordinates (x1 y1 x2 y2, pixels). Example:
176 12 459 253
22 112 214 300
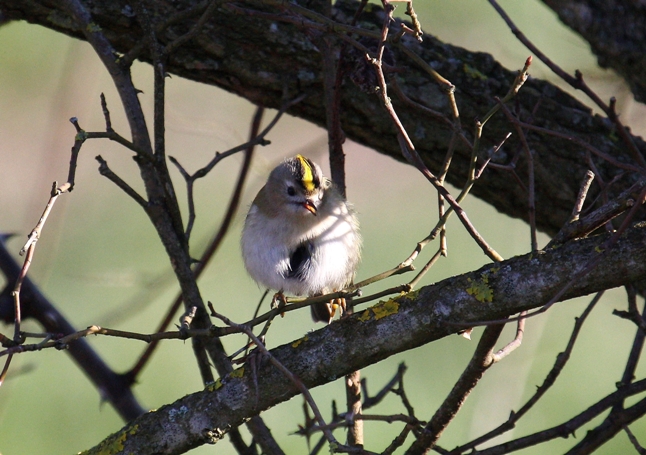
296 155 316 191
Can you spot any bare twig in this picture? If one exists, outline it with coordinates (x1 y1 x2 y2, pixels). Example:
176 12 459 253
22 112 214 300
469 379 646 455
163 0 221 56
0 354 12 387
463 184 646 329
428 57 531 247
492 311 526 362
96 156 148 208
126 106 263 381
208 307 340 448
406 324 506 454
624 425 646 454
613 288 646 395
487 0 646 171
371 13 504 262
0 325 222 359
451 292 602 453
8 175 80 388
550 177 646 246
169 105 268 241
495 97 537 251
569 170 596 223
407 248 442 290
167 92 305 240
474 132 512 180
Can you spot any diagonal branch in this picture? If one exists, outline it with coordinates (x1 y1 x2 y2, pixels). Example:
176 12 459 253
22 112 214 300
405 324 505 454
80 223 646 454
0 241 145 420
6 0 646 235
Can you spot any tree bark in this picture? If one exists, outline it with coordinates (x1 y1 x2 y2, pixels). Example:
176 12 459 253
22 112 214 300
80 223 646 454
2 0 645 236
542 0 646 103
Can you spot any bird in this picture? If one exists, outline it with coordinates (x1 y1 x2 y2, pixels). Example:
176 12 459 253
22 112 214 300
241 155 361 323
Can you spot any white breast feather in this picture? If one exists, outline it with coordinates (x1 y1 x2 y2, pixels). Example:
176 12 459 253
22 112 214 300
242 202 360 296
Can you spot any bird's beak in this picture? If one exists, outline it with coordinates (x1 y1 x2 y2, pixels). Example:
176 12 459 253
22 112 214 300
303 199 317 215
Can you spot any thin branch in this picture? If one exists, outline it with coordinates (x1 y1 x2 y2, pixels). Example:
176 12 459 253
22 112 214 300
550 177 646 246
126 106 264 381
462 185 646 328
569 170 596 223
624 425 646 455
468 380 646 455
135 1 187 249
492 311 526 362
427 57 532 249
166 93 305 239
0 325 217 358
0 354 12 387
8 176 78 383
613 288 646 396
95 155 148 208
487 0 646 171
208 307 340 448
361 362 407 410
369 5 503 263
451 292 602 453
405 324 506 454
495 97 537 251
20 181 69 256
407 248 442 290
163 0 221 56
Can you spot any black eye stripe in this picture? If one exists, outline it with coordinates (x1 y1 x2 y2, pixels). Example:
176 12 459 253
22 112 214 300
295 155 321 190
304 157 321 188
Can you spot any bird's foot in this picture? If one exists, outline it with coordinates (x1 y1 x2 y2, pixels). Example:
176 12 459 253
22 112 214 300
271 291 287 317
330 297 347 319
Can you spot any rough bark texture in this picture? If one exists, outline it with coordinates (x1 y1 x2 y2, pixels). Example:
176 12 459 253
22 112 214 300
81 222 646 454
2 0 645 236
3 2 646 452
542 0 646 103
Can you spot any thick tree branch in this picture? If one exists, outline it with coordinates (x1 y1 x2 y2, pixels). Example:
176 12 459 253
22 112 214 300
0 242 145 421
80 223 646 454
2 0 645 236
541 0 646 103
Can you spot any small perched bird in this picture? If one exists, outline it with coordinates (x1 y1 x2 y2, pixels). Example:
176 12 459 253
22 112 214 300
241 155 361 323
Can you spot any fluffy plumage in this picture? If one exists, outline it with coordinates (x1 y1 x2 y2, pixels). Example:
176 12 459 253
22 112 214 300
241 155 361 323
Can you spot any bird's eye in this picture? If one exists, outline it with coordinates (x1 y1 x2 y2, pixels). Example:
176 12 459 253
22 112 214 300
287 186 296 196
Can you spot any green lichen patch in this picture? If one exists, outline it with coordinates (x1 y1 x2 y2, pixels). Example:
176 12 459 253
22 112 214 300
466 267 499 303
359 299 400 321
292 334 309 348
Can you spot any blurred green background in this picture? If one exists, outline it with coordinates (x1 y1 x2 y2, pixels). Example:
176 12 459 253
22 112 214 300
1 1 645 454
